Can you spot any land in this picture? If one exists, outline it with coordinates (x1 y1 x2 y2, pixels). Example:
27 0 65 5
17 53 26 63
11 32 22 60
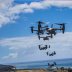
16 68 69 72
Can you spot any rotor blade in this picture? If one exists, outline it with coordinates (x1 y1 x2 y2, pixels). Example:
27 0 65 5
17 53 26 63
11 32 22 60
54 62 56 65
62 24 65 33
45 25 48 28
55 23 65 33
37 21 45 24
38 35 40 40
49 45 50 48
51 24 53 28
57 23 65 33
30 26 34 33
51 34 53 38
45 45 47 48
56 23 65 26
38 45 40 48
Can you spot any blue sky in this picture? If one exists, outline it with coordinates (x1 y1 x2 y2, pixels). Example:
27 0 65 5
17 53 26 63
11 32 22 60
0 0 72 63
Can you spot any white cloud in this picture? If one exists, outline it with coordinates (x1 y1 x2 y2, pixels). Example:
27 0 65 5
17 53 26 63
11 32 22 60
2 53 18 59
0 0 20 27
0 32 72 62
0 0 32 27
0 36 41 50
0 0 72 27
41 1 72 8
0 15 10 27
30 2 46 9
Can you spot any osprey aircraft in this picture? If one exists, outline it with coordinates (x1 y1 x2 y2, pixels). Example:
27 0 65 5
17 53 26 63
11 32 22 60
38 45 50 50
46 23 65 38
30 21 47 35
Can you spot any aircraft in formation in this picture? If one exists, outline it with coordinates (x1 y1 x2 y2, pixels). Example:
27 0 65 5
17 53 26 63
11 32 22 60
30 21 45 35
30 21 65 40
46 23 65 38
30 21 66 68
48 62 56 68
30 21 65 55
38 45 50 50
38 35 52 40
46 51 56 56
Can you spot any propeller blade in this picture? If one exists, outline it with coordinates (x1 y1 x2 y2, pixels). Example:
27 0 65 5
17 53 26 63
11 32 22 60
56 23 65 26
47 52 48 55
38 45 40 49
45 25 48 28
37 21 45 24
49 45 50 48
38 35 40 40
54 62 56 65
51 34 53 38
30 26 34 33
45 45 47 48
51 24 53 28
58 23 65 33
62 24 65 34
55 23 65 33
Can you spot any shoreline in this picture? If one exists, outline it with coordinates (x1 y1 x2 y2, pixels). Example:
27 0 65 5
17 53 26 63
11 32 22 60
15 67 72 72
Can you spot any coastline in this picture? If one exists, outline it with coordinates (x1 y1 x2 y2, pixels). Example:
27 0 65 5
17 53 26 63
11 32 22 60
16 67 69 72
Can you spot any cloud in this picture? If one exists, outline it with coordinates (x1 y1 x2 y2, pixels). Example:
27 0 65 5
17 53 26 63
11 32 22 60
0 32 72 62
41 0 72 8
0 0 18 27
30 2 46 9
0 36 41 50
0 0 33 27
2 53 18 59
0 0 72 27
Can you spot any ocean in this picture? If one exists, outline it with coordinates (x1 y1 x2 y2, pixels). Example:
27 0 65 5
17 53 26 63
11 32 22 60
11 58 72 69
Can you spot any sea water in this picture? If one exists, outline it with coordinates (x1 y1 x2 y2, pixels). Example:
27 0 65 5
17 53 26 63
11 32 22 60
11 58 72 69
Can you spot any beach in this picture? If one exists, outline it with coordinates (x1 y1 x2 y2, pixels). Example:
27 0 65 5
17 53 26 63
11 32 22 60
16 68 68 72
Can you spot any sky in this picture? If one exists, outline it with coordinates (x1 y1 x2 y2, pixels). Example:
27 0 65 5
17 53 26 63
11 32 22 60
0 0 72 63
